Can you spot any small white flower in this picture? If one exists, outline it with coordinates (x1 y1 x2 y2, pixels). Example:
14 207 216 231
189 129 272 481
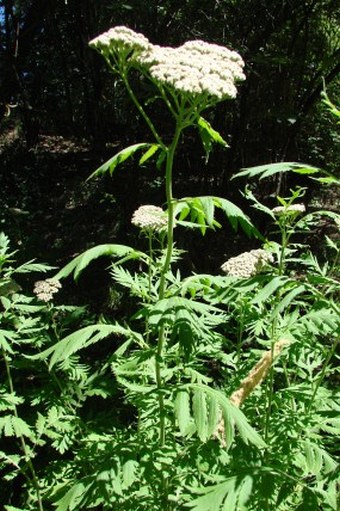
272 204 306 215
131 205 168 231
221 249 274 278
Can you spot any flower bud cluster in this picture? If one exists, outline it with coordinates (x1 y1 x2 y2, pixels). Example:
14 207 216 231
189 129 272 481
89 26 245 101
221 249 274 278
272 203 306 215
33 279 61 302
89 26 150 54
131 205 167 232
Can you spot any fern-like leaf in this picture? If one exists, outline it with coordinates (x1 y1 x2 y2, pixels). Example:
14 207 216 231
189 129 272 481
55 481 88 511
174 384 266 448
28 324 143 369
174 196 258 237
233 162 320 180
54 244 147 281
88 142 152 179
184 474 254 511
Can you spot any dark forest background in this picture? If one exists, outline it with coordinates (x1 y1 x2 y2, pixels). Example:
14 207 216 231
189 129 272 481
0 0 339 282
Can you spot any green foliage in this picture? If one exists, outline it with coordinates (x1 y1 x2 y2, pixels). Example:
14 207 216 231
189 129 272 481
30 323 143 369
1 196 339 511
0 233 107 509
197 116 229 162
184 473 254 511
54 244 148 281
233 162 320 180
174 196 258 236
12 178 335 510
321 88 340 123
88 143 161 179
234 161 340 187
174 384 266 448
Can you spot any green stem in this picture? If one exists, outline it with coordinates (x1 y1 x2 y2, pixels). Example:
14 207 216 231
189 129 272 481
2 348 44 511
155 122 182 447
278 220 288 276
122 72 166 151
263 339 275 443
263 216 291 439
236 299 245 363
263 221 287 456
144 231 154 347
147 231 153 302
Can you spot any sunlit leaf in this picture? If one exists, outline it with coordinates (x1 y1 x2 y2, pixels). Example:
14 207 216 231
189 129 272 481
88 143 152 179
139 143 162 165
28 324 142 369
193 388 208 441
55 482 87 511
185 474 254 511
233 162 320 180
54 244 147 281
270 284 306 318
174 196 258 237
252 276 289 304
197 116 228 162
11 417 33 439
122 459 139 489
175 390 192 436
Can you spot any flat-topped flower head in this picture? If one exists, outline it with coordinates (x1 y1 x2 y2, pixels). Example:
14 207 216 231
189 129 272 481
221 249 274 278
33 278 61 302
137 39 245 101
89 26 151 56
272 203 306 215
131 205 168 232
89 26 245 102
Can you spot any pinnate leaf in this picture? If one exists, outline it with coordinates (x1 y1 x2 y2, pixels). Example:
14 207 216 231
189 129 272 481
54 244 147 281
233 162 320 180
88 142 152 179
29 324 143 369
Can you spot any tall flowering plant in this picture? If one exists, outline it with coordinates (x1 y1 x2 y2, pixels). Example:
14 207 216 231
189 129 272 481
86 26 253 448
38 26 268 508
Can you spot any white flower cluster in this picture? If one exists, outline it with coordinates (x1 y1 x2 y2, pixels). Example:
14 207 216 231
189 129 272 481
131 205 168 231
138 39 245 99
89 26 150 53
33 279 61 302
272 204 306 215
89 26 245 100
221 249 274 278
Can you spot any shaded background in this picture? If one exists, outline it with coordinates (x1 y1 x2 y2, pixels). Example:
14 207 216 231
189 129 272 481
0 0 339 279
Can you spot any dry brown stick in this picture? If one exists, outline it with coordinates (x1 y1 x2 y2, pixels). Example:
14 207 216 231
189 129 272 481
215 339 290 445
